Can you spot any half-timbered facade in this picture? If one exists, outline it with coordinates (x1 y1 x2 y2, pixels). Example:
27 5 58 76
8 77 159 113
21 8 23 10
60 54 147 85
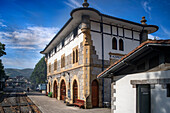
40 0 158 108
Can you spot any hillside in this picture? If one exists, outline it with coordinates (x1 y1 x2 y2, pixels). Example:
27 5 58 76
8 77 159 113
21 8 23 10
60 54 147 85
5 68 33 78
30 57 47 87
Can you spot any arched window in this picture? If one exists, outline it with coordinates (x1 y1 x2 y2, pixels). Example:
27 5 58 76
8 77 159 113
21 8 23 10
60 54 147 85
73 51 75 63
76 49 78 62
112 37 117 50
119 39 124 51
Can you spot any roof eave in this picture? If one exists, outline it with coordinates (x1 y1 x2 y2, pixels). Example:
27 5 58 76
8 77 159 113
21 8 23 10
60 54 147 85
98 43 170 78
98 44 149 78
40 17 73 54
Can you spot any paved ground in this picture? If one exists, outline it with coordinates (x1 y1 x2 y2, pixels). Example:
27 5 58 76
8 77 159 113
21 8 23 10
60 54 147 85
26 92 111 113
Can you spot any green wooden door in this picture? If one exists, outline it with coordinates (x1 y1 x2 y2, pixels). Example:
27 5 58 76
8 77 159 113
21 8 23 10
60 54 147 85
137 84 150 113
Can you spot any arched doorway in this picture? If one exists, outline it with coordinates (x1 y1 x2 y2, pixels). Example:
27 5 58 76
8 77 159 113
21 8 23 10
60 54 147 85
60 80 66 100
73 80 78 103
53 81 58 99
92 79 99 107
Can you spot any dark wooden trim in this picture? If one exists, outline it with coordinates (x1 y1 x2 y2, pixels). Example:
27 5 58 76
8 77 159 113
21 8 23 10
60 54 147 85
132 30 134 40
90 19 141 32
123 28 125 38
104 32 112 35
91 30 101 33
91 29 140 41
133 39 140 41
117 26 118 36
111 25 112 35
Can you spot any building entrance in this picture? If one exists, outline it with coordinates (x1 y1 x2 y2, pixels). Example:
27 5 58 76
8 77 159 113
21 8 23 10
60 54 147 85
92 79 99 107
73 80 78 103
60 80 66 100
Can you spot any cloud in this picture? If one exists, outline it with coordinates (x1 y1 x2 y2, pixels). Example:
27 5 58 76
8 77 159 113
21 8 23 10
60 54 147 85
64 0 81 8
142 1 152 18
0 20 7 27
161 25 170 37
7 46 36 50
0 26 59 69
2 57 40 69
0 26 59 50
148 34 159 40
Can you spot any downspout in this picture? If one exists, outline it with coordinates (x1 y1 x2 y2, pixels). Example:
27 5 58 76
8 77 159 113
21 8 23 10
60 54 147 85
100 14 105 106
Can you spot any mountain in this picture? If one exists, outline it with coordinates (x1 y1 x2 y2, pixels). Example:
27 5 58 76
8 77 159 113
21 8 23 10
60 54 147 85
5 68 33 78
30 57 47 87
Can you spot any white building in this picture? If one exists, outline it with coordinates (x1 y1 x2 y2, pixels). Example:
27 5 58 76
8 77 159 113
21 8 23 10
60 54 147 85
40 0 158 108
98 40 170 113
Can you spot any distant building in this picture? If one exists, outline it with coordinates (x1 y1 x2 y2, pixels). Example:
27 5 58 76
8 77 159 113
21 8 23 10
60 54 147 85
40 0 158 108
98 40 170 113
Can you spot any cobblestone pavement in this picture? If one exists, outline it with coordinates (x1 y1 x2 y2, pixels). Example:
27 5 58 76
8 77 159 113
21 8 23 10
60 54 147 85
27 92 111 113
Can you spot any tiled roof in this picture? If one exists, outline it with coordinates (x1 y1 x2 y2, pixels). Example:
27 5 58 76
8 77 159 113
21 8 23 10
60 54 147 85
97 39 170 78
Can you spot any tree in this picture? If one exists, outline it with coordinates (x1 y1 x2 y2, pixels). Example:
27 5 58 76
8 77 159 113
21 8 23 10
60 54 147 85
0 59 6 78
0 42 6 57
0 42 6 90
0 42 6 77
30 57 47 89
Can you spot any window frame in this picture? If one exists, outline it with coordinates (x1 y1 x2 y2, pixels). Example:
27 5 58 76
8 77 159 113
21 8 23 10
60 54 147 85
112 37 117 50
119 39 124 51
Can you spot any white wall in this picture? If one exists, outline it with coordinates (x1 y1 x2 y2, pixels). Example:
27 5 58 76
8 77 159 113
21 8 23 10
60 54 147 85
90 21 140 60
91 32 140 60
47 32 83 64
91 21 100 31
113 70 170 113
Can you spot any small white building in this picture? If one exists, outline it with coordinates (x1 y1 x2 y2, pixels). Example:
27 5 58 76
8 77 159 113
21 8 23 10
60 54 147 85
98 40 170 113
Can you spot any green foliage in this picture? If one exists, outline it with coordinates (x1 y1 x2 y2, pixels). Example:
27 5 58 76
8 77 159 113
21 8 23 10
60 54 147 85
0 59 6 78
0 42 6 57
5 68 33 78
0 42 6 80
30 57 47 88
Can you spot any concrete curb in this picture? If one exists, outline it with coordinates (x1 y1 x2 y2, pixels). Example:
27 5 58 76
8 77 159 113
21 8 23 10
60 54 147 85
26 92 45 113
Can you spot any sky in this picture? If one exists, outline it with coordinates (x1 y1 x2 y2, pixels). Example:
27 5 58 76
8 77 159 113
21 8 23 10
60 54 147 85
0 0 170 69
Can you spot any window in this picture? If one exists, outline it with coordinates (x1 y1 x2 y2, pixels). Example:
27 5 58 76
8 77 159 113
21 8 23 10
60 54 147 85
76 49 78 62
119 39 124 51
149 55 159 69
62 39 65 47
112 37 117 50
167 84 170 97
73 47 78 64
73 27 78 38
86 49 88 54
49 64 51 73
73 51 75 63
55 47 57 53
61 54 65 68
54 60 57 71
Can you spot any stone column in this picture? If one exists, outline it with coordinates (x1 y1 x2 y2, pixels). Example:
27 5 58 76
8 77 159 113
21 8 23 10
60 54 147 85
81 15 93 108
140 16 148 43
140 30 148 43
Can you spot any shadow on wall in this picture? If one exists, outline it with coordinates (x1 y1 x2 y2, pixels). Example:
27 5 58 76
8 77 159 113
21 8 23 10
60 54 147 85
146 71 170 113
